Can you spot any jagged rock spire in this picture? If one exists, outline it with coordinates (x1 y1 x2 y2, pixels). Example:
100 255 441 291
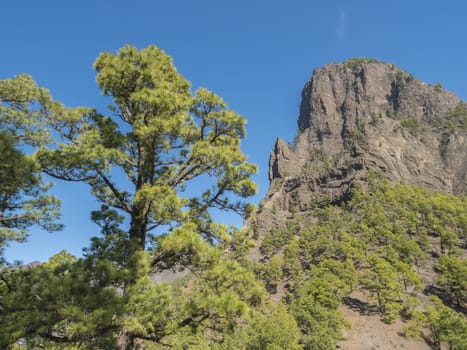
268 58 466 212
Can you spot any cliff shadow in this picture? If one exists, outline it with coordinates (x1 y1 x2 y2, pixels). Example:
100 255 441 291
342 296 380 316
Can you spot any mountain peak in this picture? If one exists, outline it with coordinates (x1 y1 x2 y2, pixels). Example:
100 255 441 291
268 59 466 212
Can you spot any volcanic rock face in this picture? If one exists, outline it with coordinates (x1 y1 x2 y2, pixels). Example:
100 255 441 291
266 59 466 214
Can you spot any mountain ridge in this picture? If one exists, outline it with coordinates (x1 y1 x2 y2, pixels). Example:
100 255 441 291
267 58 466 213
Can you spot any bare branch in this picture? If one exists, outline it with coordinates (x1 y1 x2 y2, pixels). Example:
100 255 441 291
96 169 133 213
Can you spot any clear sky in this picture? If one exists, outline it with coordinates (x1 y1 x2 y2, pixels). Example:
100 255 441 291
3 0 467 263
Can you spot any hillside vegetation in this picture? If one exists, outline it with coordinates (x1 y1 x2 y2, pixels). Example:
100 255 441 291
2 177 465 349
253 175 466 349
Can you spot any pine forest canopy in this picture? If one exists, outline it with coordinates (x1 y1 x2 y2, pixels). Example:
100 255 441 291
0 45 263 349
0 44 257 255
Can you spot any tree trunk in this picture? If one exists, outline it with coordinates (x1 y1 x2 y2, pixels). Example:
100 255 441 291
129 206 147 250
117 331 133 350
376 292 383 313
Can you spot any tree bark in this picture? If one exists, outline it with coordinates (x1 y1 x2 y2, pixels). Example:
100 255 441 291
129 210 147 250
117 331 133 350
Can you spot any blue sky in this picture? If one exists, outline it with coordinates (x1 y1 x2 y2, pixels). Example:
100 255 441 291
3 0 467 262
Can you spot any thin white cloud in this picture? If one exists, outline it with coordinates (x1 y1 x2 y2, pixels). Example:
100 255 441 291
336 8 347 39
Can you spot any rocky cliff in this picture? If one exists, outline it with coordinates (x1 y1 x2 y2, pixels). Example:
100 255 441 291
253 59 467 350
266 59 466 219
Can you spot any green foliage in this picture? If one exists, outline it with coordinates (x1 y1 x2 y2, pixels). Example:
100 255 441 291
344 126 366 152
0 73 53 145
283 239 303 280
424 297 467 350
260 176 466 347
387 109 401 120
0 132 61 262
229 227 257 260
0 76 62 262
259 254 284 292
289 276 349 349
447 102 467 129
435 101 467 158
399 117 427 136
217 304 302 350
257 214 358 347
1 235 270 348
390 113 427 136
302 149 342 174
434 82 443 92
393 68 414 89
30 45 257 250
360 254 403 322
344 57 380 73
0 250 124 348
299 207 363 265
1 45 259 349
123 251 267 347
369 112 384 126
437 255 467 306
260 219 299 256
